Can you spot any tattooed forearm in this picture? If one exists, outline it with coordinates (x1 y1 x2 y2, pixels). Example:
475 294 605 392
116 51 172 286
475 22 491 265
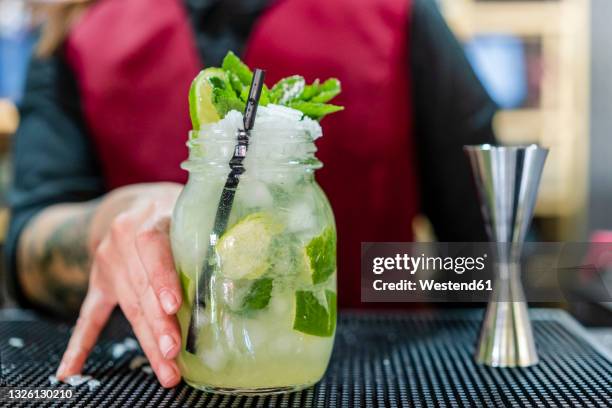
17 200 100 316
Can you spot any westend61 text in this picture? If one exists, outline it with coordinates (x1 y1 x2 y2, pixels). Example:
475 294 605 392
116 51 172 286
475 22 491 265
373 279 493 292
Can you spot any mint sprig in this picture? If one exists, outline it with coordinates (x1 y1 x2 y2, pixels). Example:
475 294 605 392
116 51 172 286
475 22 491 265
217 51 343 121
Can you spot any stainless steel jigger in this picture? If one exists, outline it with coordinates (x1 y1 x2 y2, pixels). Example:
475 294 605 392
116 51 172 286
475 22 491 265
464 144 548 367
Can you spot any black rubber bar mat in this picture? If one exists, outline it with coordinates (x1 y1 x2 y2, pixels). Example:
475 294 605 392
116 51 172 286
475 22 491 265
1 309 611 407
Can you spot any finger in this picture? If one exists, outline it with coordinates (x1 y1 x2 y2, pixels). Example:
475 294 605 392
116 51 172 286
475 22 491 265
57 278 114 379
135 216 182 315
141 285 181 359
114 217 181 360
110 210 149 298
116 281 180 388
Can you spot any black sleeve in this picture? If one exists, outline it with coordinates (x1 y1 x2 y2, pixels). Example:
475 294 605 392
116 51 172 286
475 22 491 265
5 55 104 306
410 0 497 242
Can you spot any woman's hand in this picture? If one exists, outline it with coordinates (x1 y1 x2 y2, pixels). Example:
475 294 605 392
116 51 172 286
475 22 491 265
56 182 184 388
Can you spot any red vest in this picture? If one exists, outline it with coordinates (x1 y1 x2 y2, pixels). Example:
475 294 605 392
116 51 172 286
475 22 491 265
65 0 418 307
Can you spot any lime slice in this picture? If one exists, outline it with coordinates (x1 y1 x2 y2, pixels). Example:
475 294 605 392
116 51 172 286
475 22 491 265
178 269 194 305
188 68 227 129
303 227 336 285
216 213 282 280
293 290 336 337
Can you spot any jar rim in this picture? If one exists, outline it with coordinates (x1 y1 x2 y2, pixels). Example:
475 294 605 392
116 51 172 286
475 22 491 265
184 128 322 172
187 127 316 146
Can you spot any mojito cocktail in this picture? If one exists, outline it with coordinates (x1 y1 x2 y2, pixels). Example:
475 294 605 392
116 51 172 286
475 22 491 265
170 52 342 394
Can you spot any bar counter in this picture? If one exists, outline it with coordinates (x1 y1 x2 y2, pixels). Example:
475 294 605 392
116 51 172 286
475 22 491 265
1 308 611 407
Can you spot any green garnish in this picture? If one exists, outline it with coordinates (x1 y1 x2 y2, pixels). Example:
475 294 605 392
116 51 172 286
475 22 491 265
216 212 282 280
223 51 271 105
240 278 273 312
309 78 341 103
270 75 306 104
287 101 344 121
300 79 320 101
188 68 227 128
209 76 244 118
304 227 337 285
189 51 344 126
179 269 194 305
293 290 336 337
222 51 253 86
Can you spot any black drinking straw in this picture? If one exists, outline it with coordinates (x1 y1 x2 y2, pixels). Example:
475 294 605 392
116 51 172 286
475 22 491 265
185 69 266 354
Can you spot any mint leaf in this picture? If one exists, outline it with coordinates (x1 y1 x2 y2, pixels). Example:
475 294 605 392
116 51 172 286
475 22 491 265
305 227 336 284
210 76 245 116
228 72 245 96
211 51 343 121
288 101 344 121
239 85 271 106
310 78 341 103
300 79 320 101
222 50 253 85
270 75 306 104
241 278 273 311
293 289 336 337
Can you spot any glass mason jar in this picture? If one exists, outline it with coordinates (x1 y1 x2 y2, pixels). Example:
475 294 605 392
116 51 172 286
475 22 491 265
171 114 337 395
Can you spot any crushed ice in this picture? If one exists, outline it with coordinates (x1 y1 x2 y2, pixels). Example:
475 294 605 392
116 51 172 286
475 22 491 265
111 337 139 359
198 104 321 140
122 338 138 350
2 363 15 376
111 344 127 359
128 355 148 370
65 375 91 386
8 337 24 348
86 379 101 391
129 355 153 375
255 104 322 140
48 374 100 390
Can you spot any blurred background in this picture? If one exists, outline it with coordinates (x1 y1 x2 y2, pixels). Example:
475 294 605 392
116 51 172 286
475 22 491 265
0 0 610 322
439 0 605 244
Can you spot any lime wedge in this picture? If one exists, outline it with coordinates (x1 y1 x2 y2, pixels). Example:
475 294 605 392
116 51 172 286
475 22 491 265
189 68 227 129
303 227 336 285
216 213 282 280
178 269 194 305
293 290 336 337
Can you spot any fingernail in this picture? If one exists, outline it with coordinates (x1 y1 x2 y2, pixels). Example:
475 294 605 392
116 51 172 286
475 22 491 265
159 363 178 387
160 290 178 314
159 334 177 359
